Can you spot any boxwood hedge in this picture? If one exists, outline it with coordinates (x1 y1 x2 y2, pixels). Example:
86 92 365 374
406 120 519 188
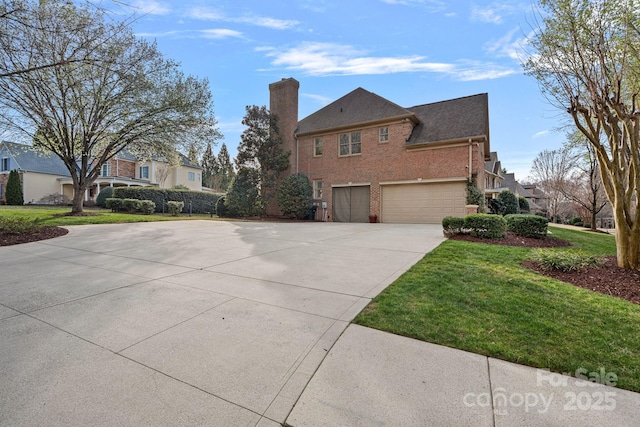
464 213 506 239
112 187 223 214
505 214 549 238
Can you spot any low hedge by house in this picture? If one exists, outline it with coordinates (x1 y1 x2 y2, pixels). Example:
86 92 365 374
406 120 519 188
106 198 155 215
464 213 506 239
112 187 223 214
505 214 549 238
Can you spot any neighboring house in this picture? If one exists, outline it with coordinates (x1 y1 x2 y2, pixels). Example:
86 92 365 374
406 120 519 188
269 78 490 223
521 183 547 214
484 151 505 206
0 141 202 204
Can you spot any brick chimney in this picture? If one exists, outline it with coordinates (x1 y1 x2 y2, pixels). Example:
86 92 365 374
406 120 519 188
269 78 299 176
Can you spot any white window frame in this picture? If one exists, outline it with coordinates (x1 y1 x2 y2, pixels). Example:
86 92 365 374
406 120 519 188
312 179 323 200
314 137 323 157
339 131 362 157
1 157 9 171
101 162 111 177
379 127 389 143
188 172 195 181
139 165 149 179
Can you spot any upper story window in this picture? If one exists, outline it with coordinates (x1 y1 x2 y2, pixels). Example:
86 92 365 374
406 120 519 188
379 127 389 143
1 157 9 171
139 166 149 179
314 137 323 156
313 179 323 199
188 172 195 181
339 131 361 156
100 162 111 177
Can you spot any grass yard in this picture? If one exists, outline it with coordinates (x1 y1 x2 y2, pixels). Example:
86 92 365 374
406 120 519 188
354 227 640 393
0 205 217 226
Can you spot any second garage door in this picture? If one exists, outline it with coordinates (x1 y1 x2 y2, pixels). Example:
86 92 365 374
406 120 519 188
381 182 466 223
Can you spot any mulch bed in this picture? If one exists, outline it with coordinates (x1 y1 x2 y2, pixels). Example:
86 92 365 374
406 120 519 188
0 226 69 246
450 231 640 306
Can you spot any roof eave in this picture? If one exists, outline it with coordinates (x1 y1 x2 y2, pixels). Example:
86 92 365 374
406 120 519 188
295 113 419 138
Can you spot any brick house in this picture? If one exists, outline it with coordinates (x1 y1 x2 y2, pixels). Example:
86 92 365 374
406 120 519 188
269 78 490 223
0 141 203 204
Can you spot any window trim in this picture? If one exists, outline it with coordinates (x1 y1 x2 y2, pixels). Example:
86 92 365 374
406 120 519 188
139 165 149 179
379 127 389 143
100 162 111 177
312 179 323 200
1 157 9 171
338 131 362 157
314 137 323 157
188 171 195 181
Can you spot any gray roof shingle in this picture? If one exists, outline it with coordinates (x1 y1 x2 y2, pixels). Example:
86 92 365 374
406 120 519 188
1 141 70 176
296 88 415 136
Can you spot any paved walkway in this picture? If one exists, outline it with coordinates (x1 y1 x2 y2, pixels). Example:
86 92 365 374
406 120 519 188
1 221 637 426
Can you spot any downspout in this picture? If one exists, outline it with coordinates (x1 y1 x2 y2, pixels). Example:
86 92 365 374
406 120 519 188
468 139 473 180
295 134 299 174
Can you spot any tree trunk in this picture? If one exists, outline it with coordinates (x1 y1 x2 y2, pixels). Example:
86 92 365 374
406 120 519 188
613 213 640 269
590 211 597 231
71 185 85 214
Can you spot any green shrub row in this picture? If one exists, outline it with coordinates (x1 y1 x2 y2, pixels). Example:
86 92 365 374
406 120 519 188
0 216 42 234
442 214 506 239
105 198 155 215
110 187 222 214
504 214 549 238
167 201 184 216
442 216 465 237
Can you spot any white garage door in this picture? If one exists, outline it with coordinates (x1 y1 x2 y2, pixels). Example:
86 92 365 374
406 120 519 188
381 182 467 223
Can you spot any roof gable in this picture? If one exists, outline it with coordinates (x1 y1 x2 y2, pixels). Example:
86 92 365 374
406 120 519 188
296 88 414 135
406 93 489 147
0 141 70 176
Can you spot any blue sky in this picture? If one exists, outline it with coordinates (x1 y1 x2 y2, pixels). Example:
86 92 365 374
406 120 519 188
109 0 567 180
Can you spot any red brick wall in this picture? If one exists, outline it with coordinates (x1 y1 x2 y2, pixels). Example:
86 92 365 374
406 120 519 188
296 120 485 220
115 159 135 178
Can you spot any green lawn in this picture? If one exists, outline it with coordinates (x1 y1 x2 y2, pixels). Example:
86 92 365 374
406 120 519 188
354 227 640 393
0 205 218 226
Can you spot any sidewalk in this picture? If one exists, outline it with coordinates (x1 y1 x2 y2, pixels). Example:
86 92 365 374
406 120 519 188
287 324 640 426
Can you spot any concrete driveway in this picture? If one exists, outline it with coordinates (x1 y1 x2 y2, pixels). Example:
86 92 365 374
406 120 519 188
0 220 444 426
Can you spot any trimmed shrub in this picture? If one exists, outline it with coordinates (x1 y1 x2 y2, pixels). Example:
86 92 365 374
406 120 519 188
5 170 23 205
277 173 313 219
112 187 221 214
122 198 141 213
464 213 506 239
0 216 42 234
505 214 549 238
442 216 465 237
105 198 123 212
215 195 228 217
530 249 602 272
167 201 184 216
138 200 155 215
497 190 519 215
466 178 485 211
96 187 115 208
518 196 530 213
569 216 583 225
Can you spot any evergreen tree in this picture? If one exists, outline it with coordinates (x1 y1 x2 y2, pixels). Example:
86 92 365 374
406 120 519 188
5 169 23 205
216 143 234 190
235 105 289 214
201 142 218 188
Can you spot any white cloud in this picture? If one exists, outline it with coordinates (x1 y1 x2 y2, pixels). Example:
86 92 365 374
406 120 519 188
533 130 551 139
484 27 528 60
186 7 299 30
380 0 446 12
130 0 171 16
200 29 244 39
302 93 334 106
262 42 518 81
470 2 526 24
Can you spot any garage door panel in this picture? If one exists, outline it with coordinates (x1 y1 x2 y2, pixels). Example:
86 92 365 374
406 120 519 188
382 182 466 224
332 186 370 223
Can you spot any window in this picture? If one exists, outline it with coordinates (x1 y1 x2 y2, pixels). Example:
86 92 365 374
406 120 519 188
1 157 9 171
188 172 195 181
314 137 323 156
339 131 361 156
379 127 389 142
197 173 201 182
100 162 111 177
0 183 2 198
313 179 323 199
139 166 149 179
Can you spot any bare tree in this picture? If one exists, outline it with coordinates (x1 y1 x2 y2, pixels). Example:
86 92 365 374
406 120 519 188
524 0 640 269
154 164 172 188
529 148 573 221
561 132 609 231
0 0 220 213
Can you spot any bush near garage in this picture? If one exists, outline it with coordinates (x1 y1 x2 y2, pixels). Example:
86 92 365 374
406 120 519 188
112 187 222 214
463 214 506 239
442 216 465 237
505 214 549 238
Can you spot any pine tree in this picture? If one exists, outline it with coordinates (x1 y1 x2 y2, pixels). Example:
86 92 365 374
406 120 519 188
201 142 218 188
216 143 234 191
5 170 24 205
